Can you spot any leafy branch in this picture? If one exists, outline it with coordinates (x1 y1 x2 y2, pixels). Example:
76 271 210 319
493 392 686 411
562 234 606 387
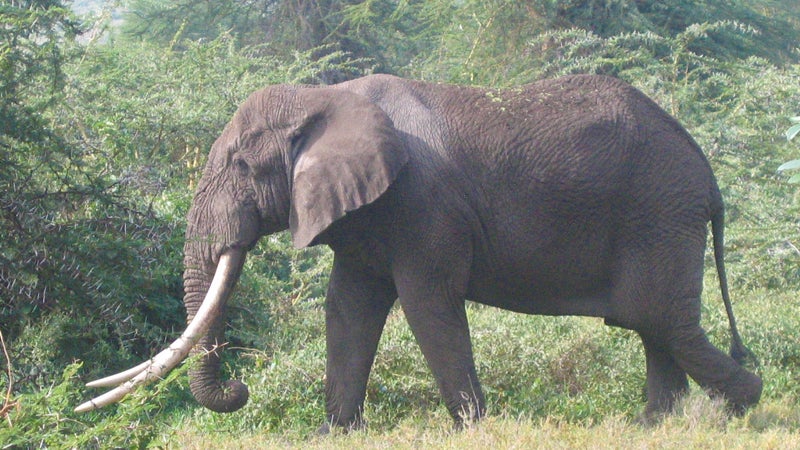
777 116 800 183
0 330 18 426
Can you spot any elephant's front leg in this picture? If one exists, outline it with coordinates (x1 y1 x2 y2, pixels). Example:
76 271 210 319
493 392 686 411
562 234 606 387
322 254 396 432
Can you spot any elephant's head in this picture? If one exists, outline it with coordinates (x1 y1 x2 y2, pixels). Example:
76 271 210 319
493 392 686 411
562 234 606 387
75 85 408 413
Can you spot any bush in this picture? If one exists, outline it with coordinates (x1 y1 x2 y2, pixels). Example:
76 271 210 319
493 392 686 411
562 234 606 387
1 0 359 399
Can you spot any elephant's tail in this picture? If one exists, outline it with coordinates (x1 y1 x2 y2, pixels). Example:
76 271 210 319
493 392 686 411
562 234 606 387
711 196 758 368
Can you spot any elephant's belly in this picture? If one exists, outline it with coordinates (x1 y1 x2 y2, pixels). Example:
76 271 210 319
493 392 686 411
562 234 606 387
466 279 613 318
465 243 614 318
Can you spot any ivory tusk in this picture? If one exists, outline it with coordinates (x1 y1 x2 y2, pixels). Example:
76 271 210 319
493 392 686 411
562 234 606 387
85 360 152 388
75 251 245 413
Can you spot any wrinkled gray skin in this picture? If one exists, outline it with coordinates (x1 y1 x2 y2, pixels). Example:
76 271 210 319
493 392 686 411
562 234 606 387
183 74 762 428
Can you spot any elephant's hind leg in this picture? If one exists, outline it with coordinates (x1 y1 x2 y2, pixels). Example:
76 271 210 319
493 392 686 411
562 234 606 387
639 333 689 420
664 319 762 414
610 237 761 418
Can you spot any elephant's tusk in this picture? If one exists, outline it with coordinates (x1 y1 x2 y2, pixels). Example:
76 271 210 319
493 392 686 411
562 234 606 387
85 359 153 388
74 250 245 413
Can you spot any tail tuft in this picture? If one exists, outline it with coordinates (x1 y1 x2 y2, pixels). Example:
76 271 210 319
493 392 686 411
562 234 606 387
730 341 760 369
711 189 758 369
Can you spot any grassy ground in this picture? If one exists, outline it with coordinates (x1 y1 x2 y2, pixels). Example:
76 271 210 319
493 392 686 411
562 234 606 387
6 245 796 449
4 264 798 449
172 407 800 450
143 284 799 449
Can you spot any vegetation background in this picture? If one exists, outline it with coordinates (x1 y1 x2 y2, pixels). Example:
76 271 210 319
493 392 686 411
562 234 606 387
2 0 800 447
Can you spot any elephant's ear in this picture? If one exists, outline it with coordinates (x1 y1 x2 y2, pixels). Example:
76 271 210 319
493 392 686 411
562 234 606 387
289 89 408 248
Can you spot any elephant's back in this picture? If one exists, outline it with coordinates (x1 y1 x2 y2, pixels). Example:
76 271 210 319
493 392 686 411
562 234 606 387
459 76 718 300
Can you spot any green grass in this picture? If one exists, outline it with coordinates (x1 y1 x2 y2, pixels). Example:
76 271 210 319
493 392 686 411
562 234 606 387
153 286 800 447
5 261 799 448
171 405 800 449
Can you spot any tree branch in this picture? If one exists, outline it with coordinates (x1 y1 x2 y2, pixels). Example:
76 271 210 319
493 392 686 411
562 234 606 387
0 330 18 426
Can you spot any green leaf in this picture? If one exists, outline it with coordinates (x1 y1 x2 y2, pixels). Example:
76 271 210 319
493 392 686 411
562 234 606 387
777 159 800 172
787 172 800 183
790 116 800 123
786 124 800 141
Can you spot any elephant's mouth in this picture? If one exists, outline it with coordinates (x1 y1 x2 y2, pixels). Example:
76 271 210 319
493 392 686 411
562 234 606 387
74 249 246 412
213 241 255 265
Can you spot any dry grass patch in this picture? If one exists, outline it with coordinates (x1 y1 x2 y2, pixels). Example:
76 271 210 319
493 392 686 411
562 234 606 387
170 395 800 450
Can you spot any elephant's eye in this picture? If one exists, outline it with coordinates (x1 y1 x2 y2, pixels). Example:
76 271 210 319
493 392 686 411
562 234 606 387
233 158 250 176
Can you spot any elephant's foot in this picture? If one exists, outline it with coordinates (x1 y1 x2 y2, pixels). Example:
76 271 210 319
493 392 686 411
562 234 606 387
316 416 366 435
711 367 763 417
447 390 486 430
657 320 762 416
635 409 666 427
316 422 332 436
639 397 682 426
637 392 688 427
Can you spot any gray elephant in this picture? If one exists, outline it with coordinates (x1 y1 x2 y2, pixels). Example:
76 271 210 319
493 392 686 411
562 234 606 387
77 74 762 429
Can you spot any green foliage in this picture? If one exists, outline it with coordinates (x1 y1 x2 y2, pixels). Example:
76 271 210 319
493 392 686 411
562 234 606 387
113 1 800 84
787 118 800 142
118 0 381 81
1 361 194 448
0 1 184 391
168 288 800 445
1 0 183 397
1 0 358 399
227 232 332 360
777 116 800 182
1 1 82 322
398 1 800 84
120 0 258 46
3 0 800 446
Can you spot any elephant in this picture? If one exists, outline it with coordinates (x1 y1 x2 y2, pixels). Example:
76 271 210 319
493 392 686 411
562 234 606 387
76 73 762 429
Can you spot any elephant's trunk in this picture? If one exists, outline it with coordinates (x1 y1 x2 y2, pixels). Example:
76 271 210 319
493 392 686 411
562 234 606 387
183 250 249 412
74 251 247 413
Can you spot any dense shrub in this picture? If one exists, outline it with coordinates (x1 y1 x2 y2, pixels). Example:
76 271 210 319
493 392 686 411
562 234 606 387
1 0 355 396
